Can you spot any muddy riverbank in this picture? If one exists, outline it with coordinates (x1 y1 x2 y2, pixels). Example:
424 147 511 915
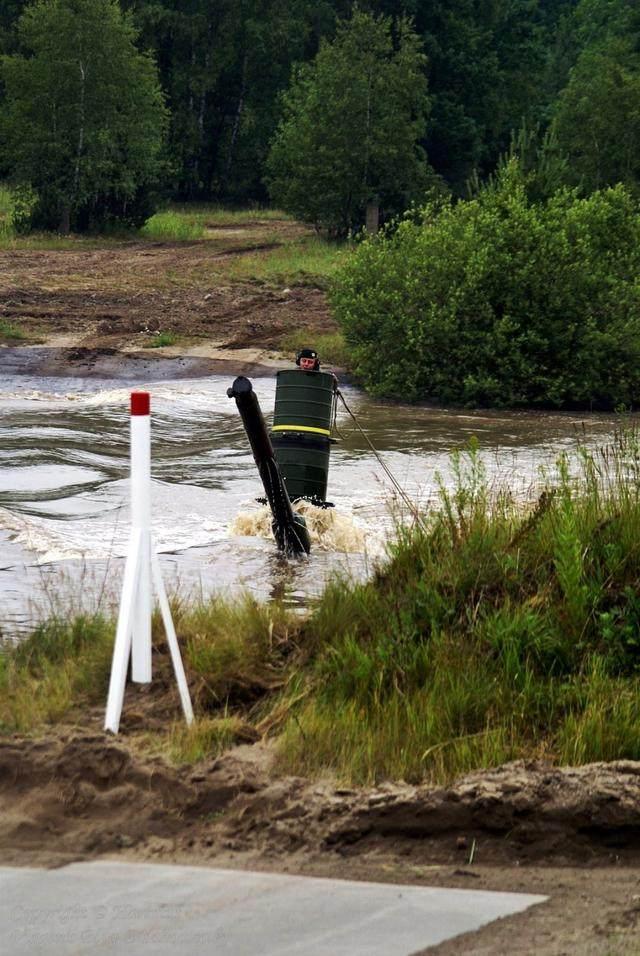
0 342 285 380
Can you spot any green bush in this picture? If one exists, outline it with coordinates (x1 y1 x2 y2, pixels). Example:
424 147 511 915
332 161 640 408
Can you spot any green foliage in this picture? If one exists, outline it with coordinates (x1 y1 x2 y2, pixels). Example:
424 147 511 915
0 0 601 209
266 10 432 237
0 319 24 340
553 37 640 193
0 183 13 238
0 0 167 232
143 331 177 348
0 615 113 731
176 593 297 707
125 0 325 202
333 160 640 408
417 0 557 192
168 715 256 764
223 236 350 287
277 434 640 783
141 210 204 241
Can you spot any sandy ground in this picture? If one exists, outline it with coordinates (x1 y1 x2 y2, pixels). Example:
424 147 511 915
2 223 640 953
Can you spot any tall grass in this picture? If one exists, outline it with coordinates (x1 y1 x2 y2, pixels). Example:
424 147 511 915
140 204 292 242
0 615 114 732
276 432 640 783
223 237 350 287
4 434 640 784
0 319 25 341
169 204 290 226
140 210 205 241
0 183 14 240
142 331 178 348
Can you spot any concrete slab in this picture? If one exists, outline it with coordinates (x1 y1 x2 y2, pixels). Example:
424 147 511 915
0 861 546 955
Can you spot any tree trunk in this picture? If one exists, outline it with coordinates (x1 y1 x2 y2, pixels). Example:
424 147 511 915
226 52 248 183
366 202 380 235
74 61 86 197
59 206 71 234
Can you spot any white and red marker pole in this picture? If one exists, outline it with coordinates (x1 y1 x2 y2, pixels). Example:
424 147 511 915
105 392 193 734
130 390 152 683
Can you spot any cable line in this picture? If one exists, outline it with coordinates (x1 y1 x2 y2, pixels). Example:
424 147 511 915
335 389 428 533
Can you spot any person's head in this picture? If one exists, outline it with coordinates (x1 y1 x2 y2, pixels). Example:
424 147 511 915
296 347 320 371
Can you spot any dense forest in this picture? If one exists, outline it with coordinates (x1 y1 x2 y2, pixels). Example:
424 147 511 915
2 0 636 217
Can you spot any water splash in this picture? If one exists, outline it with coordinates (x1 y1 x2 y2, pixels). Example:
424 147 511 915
230 499 368 553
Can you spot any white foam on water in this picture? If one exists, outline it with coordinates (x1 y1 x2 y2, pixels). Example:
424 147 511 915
0 480 231 564
230 498 385 556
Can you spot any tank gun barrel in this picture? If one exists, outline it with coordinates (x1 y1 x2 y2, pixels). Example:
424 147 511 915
227 376 311 555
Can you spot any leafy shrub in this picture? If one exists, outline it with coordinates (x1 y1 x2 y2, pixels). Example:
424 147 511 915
332 161 640 408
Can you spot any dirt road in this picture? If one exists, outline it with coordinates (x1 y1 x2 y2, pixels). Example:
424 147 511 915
0 219 336 371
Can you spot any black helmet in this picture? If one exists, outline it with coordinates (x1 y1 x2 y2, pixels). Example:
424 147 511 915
295 347 320 370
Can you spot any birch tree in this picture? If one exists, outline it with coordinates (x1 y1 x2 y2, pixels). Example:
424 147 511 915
1 0 166 232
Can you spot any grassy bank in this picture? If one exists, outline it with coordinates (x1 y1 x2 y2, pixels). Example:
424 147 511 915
140 204 291 241
5 435 640 782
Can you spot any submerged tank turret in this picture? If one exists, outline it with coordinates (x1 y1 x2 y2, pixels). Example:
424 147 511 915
271 367 338 504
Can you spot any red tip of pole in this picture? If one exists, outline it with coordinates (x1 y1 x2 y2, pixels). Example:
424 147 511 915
131 392 150 416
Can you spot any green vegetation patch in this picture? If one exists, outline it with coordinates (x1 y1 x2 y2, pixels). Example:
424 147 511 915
0 615 114 732
333 162 640 409
6 436 640 785
0 184 14 240
224 237 350 287
274 436 640 783
140 211 204 242
143 331 178 348
140 205 291 242
0 320 25 341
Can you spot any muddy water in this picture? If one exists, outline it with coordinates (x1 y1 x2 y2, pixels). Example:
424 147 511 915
0 371 623 633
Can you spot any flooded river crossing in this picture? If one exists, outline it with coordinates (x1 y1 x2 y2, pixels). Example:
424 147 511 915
0 370 623 633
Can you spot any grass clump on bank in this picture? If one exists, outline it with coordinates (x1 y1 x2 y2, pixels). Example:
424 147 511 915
276 435 640 783
0 615 114 732
140 204 292 242
140 210 205 241
143 331 177 348
0 319 25 341
5 435 640 784
222 237 350 287
0 594 302 749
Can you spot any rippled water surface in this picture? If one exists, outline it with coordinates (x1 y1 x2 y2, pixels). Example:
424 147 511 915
0 370 623 632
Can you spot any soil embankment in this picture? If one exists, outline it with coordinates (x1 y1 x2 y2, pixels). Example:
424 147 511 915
1 730 640 953
3 732 640 868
